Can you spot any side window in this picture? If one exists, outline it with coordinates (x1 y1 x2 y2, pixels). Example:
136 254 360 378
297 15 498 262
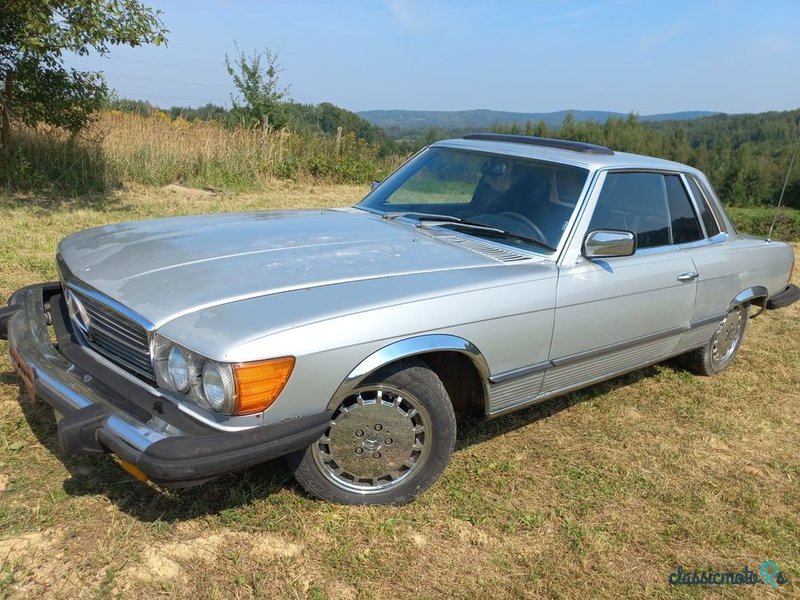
588 172 670 248
664 175 703 243
686 176 721 237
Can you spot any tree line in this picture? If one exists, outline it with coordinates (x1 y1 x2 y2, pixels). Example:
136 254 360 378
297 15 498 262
483 110 800 208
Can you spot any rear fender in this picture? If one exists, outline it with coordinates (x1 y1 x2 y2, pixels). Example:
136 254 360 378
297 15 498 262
729 286 768 311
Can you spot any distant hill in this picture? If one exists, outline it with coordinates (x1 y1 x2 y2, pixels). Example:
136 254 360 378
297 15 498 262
357 108 719 137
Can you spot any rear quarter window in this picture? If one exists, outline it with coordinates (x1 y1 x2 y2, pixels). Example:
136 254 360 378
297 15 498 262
664 175 703 244
686 176 722 237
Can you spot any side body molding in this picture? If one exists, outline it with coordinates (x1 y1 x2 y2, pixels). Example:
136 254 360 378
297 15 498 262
332 334 491 409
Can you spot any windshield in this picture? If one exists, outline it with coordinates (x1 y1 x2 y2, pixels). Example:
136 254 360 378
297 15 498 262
356 146 589 253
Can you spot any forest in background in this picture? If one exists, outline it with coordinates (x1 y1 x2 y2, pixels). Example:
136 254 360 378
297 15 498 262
356 108 719 137
485 109 800 209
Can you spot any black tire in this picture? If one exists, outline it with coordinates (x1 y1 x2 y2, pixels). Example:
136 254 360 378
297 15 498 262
682 303 749 376
286 359 456 505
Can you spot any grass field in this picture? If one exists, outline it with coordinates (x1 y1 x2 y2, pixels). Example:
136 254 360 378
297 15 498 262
0 183 799 599
0 113 404 197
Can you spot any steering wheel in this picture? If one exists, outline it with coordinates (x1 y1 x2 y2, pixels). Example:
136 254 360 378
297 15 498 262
496 211 548 244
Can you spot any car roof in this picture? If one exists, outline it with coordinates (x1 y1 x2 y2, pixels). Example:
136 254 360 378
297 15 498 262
434 137 700 175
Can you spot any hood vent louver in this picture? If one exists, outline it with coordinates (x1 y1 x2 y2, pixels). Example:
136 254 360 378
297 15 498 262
427 231 533 263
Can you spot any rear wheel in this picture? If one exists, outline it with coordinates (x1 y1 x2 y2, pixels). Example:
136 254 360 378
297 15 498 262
287 360 456 505
682 303 749 375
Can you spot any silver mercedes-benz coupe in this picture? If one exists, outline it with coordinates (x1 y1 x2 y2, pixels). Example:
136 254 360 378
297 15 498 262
3 134 798 504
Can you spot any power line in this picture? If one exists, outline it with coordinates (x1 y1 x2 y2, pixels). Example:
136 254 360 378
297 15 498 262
767 124 800 240
101 71 230 89
100 54 225 75
78 53 227 76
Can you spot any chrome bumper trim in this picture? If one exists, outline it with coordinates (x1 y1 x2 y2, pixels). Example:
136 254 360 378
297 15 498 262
7 286 180 453
106 414 170 450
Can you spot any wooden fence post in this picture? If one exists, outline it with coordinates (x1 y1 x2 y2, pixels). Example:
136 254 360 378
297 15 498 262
335 126 343 155
261 114 269 156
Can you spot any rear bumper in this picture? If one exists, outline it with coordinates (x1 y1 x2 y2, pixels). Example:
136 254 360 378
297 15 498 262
3 283 330 487
766 283 800 310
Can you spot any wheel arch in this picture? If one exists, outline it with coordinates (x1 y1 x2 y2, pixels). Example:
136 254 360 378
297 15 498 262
330 334 491 417
729 285 768 310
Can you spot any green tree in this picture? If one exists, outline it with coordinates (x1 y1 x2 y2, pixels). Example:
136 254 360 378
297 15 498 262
723 144 756 206
423 127 441 145
524 120 534 136
561 112 577 139
225 42 289 130
689 141 710 174
0 0 167 148
532 120 549 137
668 127 691 164
785 177 800 209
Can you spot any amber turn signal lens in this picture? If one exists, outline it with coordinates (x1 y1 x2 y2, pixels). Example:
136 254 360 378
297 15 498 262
118 459 149 482
232 357 295 415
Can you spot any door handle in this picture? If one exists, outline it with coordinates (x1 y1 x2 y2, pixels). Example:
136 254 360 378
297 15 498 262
677 271 699 282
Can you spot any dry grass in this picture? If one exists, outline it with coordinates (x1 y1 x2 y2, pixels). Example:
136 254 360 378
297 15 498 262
97 111 401 188
1 113 404 196
1 184 799 599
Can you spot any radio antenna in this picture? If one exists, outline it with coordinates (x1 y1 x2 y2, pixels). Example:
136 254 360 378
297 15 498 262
767 124 800 241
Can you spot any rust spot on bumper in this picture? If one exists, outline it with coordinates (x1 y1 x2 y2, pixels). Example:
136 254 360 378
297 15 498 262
10 346 37 404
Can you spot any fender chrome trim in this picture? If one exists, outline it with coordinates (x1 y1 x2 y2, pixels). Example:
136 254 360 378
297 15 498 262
334 334 491 408
730 286 768 310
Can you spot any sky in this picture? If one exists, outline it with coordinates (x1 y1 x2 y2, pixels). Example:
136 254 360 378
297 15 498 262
66 0 800 115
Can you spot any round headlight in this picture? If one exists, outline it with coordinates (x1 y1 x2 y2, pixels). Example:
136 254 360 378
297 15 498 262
167 346 190 392
202 361 235 412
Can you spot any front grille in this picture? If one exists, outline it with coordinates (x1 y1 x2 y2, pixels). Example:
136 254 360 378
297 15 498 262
71 290 154 380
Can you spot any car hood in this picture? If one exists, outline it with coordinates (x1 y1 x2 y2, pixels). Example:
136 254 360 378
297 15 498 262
57 209 503 327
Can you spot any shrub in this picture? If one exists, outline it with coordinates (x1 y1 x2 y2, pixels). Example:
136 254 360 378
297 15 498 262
726 206 800 241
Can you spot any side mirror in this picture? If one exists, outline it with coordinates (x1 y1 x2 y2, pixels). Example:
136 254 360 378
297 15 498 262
371 180 381 191
583 229 636 258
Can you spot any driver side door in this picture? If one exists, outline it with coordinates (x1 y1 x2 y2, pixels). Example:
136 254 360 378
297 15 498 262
543 171 699 396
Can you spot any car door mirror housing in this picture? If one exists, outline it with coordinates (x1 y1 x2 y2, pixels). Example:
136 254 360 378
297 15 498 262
583 229 636 258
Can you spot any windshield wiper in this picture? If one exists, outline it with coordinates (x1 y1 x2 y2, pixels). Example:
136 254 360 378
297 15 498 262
381 211 556 252
434 221 557 252
381 211 463 223
417 219 504 233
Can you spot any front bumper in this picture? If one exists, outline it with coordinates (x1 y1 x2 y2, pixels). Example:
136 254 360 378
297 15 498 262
2 283 331 487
